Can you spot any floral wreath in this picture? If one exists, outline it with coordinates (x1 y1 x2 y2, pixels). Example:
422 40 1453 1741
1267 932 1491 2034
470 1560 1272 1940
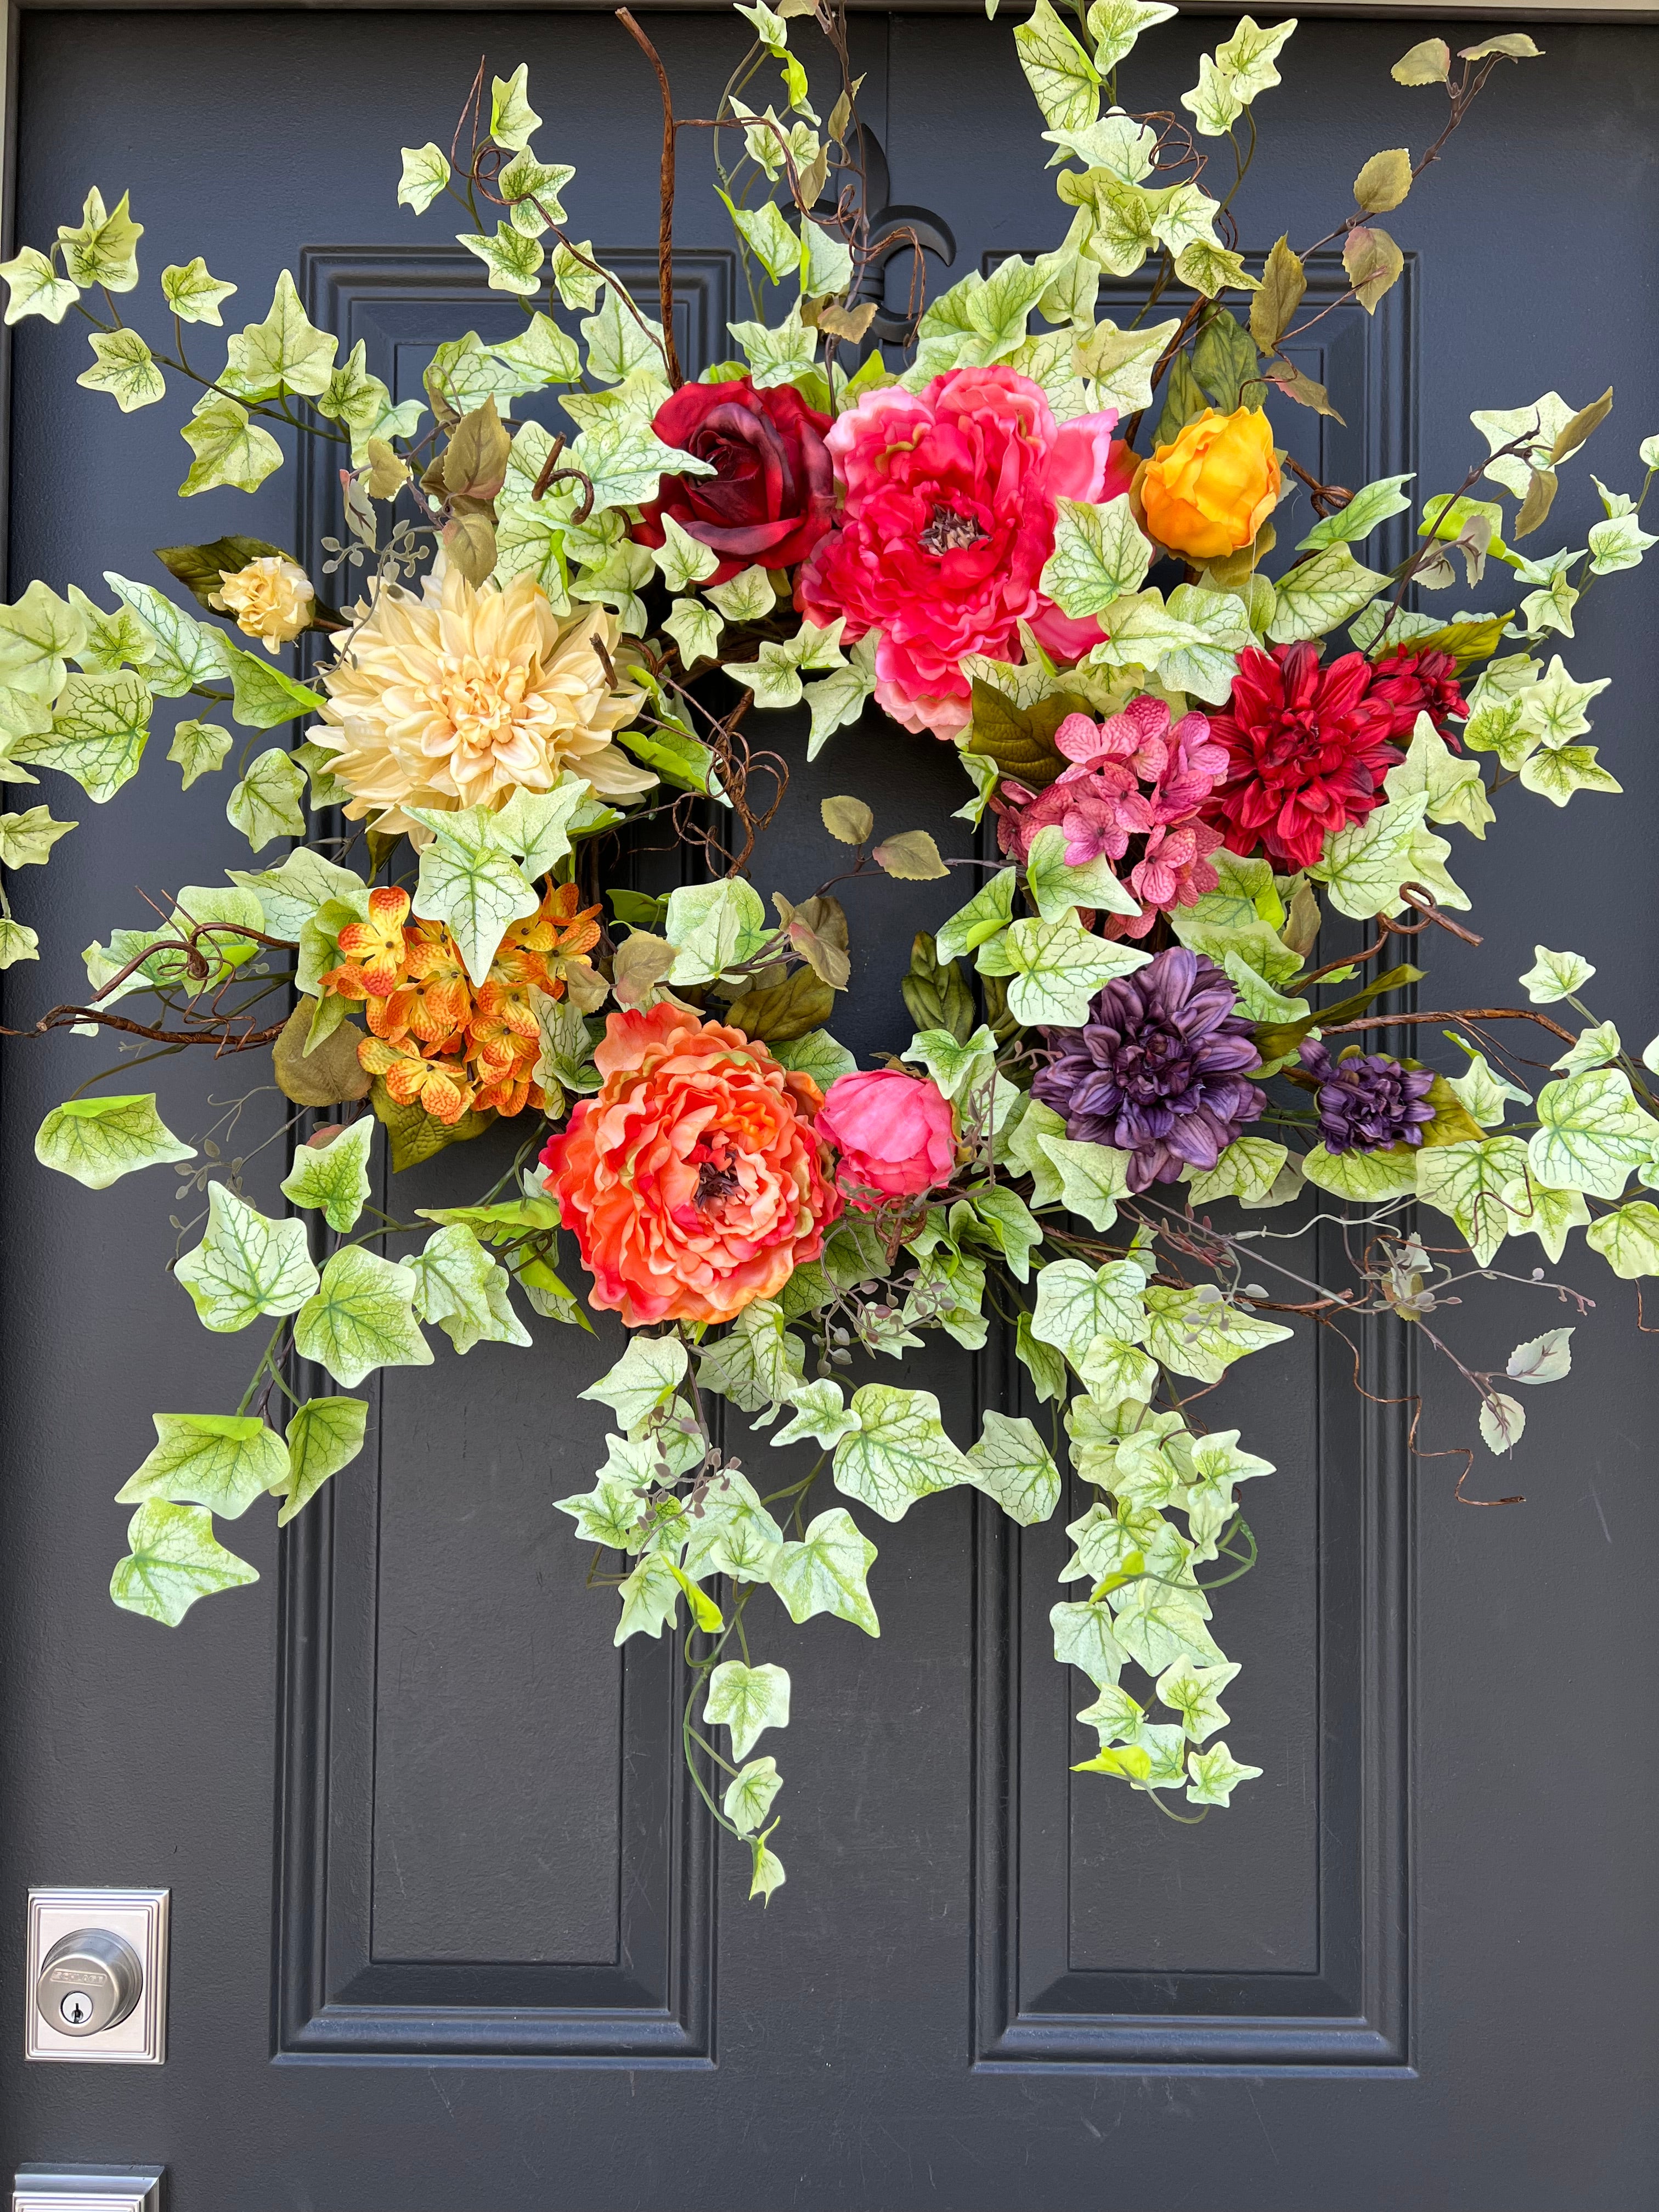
3 8 1649 1904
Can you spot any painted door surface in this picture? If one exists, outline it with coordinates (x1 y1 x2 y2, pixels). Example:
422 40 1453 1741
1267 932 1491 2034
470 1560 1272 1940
2 10 1655 2208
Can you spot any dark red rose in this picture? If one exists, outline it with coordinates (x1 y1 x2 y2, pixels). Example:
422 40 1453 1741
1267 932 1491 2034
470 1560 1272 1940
633 376 834 586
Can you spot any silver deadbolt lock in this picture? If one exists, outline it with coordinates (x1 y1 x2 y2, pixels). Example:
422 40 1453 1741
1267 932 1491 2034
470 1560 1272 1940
34 1928 144 2038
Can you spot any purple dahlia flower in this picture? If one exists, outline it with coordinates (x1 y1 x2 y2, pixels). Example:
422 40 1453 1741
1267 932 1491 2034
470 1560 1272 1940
1032 946 1264 1192
1300 1041 1436 1153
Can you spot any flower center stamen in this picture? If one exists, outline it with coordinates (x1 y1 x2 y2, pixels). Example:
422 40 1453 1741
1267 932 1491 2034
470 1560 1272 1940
918 504 986 555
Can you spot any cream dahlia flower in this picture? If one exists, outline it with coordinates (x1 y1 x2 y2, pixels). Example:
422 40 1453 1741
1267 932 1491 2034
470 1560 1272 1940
210 554 315 651
307 567 652 837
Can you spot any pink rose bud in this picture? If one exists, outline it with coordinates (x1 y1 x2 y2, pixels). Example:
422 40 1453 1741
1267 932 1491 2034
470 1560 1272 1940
817 1069 957 1209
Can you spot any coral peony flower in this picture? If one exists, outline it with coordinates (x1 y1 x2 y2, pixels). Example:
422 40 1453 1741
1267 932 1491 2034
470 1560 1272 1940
817 1068 956 1208
209 554 315 651
1032 947 1263 1191
1139 406 1280 562
797 365 1135 740
308 567 653 839
1367 645 1469 744
993 694 1229 937
1300 1041 1436 1152
541 1003 841 1327
1203 641 1404 871
633 375 834 586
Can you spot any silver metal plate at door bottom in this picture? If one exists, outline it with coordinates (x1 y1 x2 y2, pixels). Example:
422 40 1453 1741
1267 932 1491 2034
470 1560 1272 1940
12 2171 163 2212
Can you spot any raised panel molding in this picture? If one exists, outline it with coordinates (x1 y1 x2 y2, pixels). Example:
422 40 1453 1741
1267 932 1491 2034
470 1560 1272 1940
970 255 1415 2074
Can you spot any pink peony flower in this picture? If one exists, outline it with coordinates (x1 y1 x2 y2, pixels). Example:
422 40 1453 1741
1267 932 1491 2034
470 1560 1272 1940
992 695 1231 938
817 1069 956 1208
797 366 1136 740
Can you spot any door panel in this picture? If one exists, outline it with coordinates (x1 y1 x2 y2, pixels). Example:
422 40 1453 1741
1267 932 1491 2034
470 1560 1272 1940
2 10 1656 2209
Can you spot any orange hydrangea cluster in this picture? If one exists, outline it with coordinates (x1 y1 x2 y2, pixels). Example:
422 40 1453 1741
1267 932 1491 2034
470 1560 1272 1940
319 881 601 1124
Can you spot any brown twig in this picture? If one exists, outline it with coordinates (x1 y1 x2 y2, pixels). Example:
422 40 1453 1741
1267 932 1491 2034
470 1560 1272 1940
0 1005 287 1051
1319 1007 1577 1046
617 8 684 388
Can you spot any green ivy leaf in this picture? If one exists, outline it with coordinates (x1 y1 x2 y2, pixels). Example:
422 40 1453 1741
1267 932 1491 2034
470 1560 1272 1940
171 718 235 788
402 805 539 984
1586 1200 1659 1279
0 244 78 324
1528 1069 1651 1200
115 1411 288 1519
222 269 337 400
664 874 769 984
1185 1741 1262 1806
1034 1131 1133 1231
278 1395 369 1525
1031 1256 1147 1367
1024 822 1141 922
174 1183 319 1331
458 223 545 297
964 1410 1061 1526
704 1658 791 1760
991 912 1150 1026
1142 1285 1292 1384
832 1384 972 1521
1109 1571 1225 1673
294 1246 432 1389
227 746 307 851
723 1757 783 1837
680 1471 785 1584
1414 1134 1532 1263
179 395 284 498
57 187 143 291
1300 1141 1419 1200
280 1119 374 1233
0 804 74 867
76 328 165 412
110 1500 257 1626
769 1377 861 1451
1015 0 1101 131
696 1299 804 1413
35 1092 194 1190
1051 1596 1127 1686
161 256 236 324
102 572 231 695
578 1334 689 1433
1267 544 1389 643
14 670 150 802
1184 1135 1290 1206
489 63 542 151
224 646 326 730
769 1506 880 1633
615 1553 682 1641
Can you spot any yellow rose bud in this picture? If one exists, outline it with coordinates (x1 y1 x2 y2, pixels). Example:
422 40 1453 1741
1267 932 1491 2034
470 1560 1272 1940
208 554 315 652
1139 405 1280 563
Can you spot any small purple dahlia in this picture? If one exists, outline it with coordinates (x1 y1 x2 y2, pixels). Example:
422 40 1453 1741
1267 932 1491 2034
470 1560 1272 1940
1032 946 1264 1193
1299 1041 1436 1153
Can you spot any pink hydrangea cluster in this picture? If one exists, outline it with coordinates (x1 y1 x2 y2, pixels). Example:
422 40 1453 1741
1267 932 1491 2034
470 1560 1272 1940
993 695 1231 939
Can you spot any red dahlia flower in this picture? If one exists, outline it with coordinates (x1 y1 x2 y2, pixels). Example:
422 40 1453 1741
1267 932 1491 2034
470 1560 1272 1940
1202 641 1404 872
1367 646 1470 745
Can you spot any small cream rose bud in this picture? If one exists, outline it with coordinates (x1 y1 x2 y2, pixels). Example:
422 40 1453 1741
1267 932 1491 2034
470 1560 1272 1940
208 554 315 652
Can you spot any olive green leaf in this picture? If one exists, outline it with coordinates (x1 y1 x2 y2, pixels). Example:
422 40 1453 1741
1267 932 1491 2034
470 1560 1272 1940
77 328 165 412
227 747 307 851
116 1411 289 1519
704 1658 791 1761
832 1384 973 1521
110 1501 257 1627
0 244 78 324
1354 148 1413 215
161 257 236 324
180 394 284 497
1392 36 1450 84
174 1183 320 1331
964 1411 1061 1526
58 187 143 291
35 1092 194 1190
723 1757 783 1837
294 1247 432 1389
579 1334 689 1432
1342 224 1403 315
280 1118 374 1234
769 1507 880 1633
0 804 74 867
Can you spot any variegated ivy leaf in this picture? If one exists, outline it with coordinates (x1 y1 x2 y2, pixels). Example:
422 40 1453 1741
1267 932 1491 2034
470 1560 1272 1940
727 195 801 284
1024 822 1142 922
1015 0 1100 131
407 1223 532 1354
979 911 1150 1028
723 1757 782 1837
1415 1135 1531 1264
1211 13 1296 100
1083 587 1209 668
491 777 591 881
1587 511 1658 574
229 848 366 941
1514 654 1609 746
901 1023 995 1106
1004 1096 1069 1206
1034 1132 1132 1233
663 597 724 668
697 1299 804 1414
1528 1069 1652 1200
1384 713 1494 838
35 1092 194 1190
726 618 847 711
498 151 575 236
1031 1257 1147 1371
704 563 777 623
1470 391 1581 499
680 1471 784 1584
727 300 817 390
1073 315 1180 413
458 222 545 297
293 1247 433 1390
1155 584 1255 704
1519 944 1595 1003
1142 1285 1292 1385
222 270 336 400
1110 1570 1225 1674
1520 744 1622 807
769 1506 880 1633
1299 472 1415 554
1308 791 1434 920
651 513 720 592
1181 53 1245 137
1085 0 1177 69
964 1411 1061 1526
1552 1021 1623 1076
157 257 236 330
1051 1597 1127 1687
800 216 853 296
936 866 1017 963
1301 1141 1419 1201
0 244 78 324
1041 495 1152 619
1449 1051 1530 1128
0 918 38 967
116 1411 288 1520
403 805 538 984
616 1553 682 1641
174 1183 319 1332
58 187 143 291
67 584 152 675
664 874 769 984
180 394 284 497
704 1658 790 1761
398 141 451 213
569 407 712 514
0 804 74 867
278 1395 369 1526
579 1334 689 1433
1587 1200 1659 1279
1076 1680 1144 1743
227 747 307 851
1186 1741 1262 1807
102 573 229 696
0 578 86 698
832 1383 972 1521
1185 1135 1289 1206
77 328 165 413
280 1119 374 1234
9 669 150 803
1267 544 1390 644
110 1500 257 1627
770 1378 861 1451
489 63 541 151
